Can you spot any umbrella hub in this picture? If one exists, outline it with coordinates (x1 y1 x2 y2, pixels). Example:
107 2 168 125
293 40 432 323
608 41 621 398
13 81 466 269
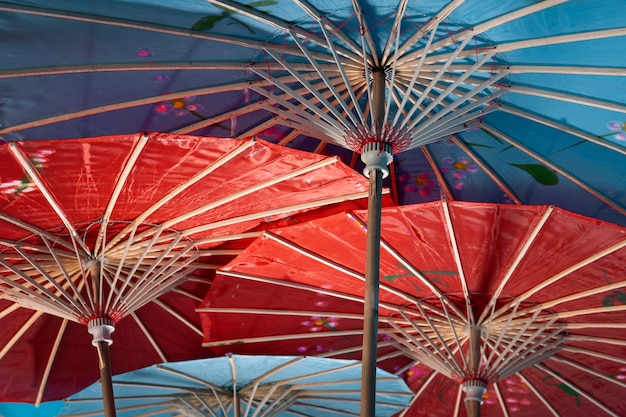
83 256 109 268
462 379 487 404
87 316 115 346
358 140 394 178
402 311 568 386
451 318 568 384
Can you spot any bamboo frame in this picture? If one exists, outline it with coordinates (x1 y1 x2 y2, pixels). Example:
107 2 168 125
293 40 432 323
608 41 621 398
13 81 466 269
62 356 411 417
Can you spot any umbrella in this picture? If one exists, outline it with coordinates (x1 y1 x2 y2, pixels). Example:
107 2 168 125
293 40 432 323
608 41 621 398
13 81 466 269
58 354 413 417
0 132 373 414
0 1 624 222
199 201 626 416
1 2 625 414
0 402 64 417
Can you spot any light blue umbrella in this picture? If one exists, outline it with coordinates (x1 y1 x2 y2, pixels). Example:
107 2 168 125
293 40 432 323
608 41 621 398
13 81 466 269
58 355 412 417
0 402 63 417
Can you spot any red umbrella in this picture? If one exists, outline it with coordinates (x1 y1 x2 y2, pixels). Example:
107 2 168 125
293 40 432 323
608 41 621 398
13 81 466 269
199 201 626 417
0 132 374 415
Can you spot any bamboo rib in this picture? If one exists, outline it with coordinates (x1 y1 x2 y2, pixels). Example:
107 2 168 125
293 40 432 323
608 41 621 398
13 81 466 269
106 139 256 251
0 311 42 360
262 230 464 321
397 372 438 417
397 0 568 65
392 19 438 127
128 312 167 363
400 36 474 129
448 134 522 204
493 239 626 319
478 206 554 323
0 1 294 51
561 346 626 366
0 80 261 136
492 383 511 417
500 104 626 156
516 372 561 416
441 200 473 323
318 23 366 125
294 0 361 55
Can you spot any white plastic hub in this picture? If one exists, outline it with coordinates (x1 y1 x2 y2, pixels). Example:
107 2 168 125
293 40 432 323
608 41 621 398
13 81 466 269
88 317 115 346
360 142 393 178
463 380 487 404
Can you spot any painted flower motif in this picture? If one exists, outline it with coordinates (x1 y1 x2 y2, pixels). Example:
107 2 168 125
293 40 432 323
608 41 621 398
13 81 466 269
601 121 626 141
0 149 54 196
415 172 434 196
300 315 339 332
154 96 204 118
452 157 479 173
136 48 153 58
30 149 54 167
504 377 530 392
606 121 625 132
400 172 436 196
404 365 427 383
441 156 479 190
0 179 35 195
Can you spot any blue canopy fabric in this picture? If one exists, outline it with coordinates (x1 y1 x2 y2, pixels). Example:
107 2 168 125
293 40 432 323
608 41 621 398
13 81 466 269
58 355 413 417
0 0 624 225
0 402 63 417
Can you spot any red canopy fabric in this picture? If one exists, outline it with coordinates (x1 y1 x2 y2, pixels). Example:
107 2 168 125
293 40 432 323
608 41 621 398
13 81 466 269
200 201 626 416
0 132 375 402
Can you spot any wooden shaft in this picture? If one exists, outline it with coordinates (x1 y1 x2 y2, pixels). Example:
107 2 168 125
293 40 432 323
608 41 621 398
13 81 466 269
96 341 117 417
360 169 383 417
372 69 386 133
466 327 483 417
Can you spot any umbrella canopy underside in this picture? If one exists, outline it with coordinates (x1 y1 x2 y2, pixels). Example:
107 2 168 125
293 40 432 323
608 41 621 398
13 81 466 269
0 0 624 225
199 201 626 416
59 355 413 417
0 133 373 403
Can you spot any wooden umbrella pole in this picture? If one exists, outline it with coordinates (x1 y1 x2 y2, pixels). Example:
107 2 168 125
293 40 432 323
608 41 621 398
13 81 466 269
96 340 117 417
88 264 117 417
464 326 486 417
360 68 390 417
360 167 383 417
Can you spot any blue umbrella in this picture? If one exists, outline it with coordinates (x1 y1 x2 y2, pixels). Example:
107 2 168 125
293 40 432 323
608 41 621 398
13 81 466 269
0 1 623 223
0 402 63 417
58 355 412 417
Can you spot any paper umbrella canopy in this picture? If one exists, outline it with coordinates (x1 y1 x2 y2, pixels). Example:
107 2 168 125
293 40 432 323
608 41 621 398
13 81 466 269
58 355 413 417
0 132 373 404
199 201 626 417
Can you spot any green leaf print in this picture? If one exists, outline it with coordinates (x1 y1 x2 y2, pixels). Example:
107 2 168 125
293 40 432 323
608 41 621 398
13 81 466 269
192 0 278 34
510 163 558 185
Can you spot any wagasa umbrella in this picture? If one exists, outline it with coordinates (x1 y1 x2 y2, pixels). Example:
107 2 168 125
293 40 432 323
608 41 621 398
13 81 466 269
0 401 63 417
0 133 372 415
199 201 626 416
58 355 412 417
